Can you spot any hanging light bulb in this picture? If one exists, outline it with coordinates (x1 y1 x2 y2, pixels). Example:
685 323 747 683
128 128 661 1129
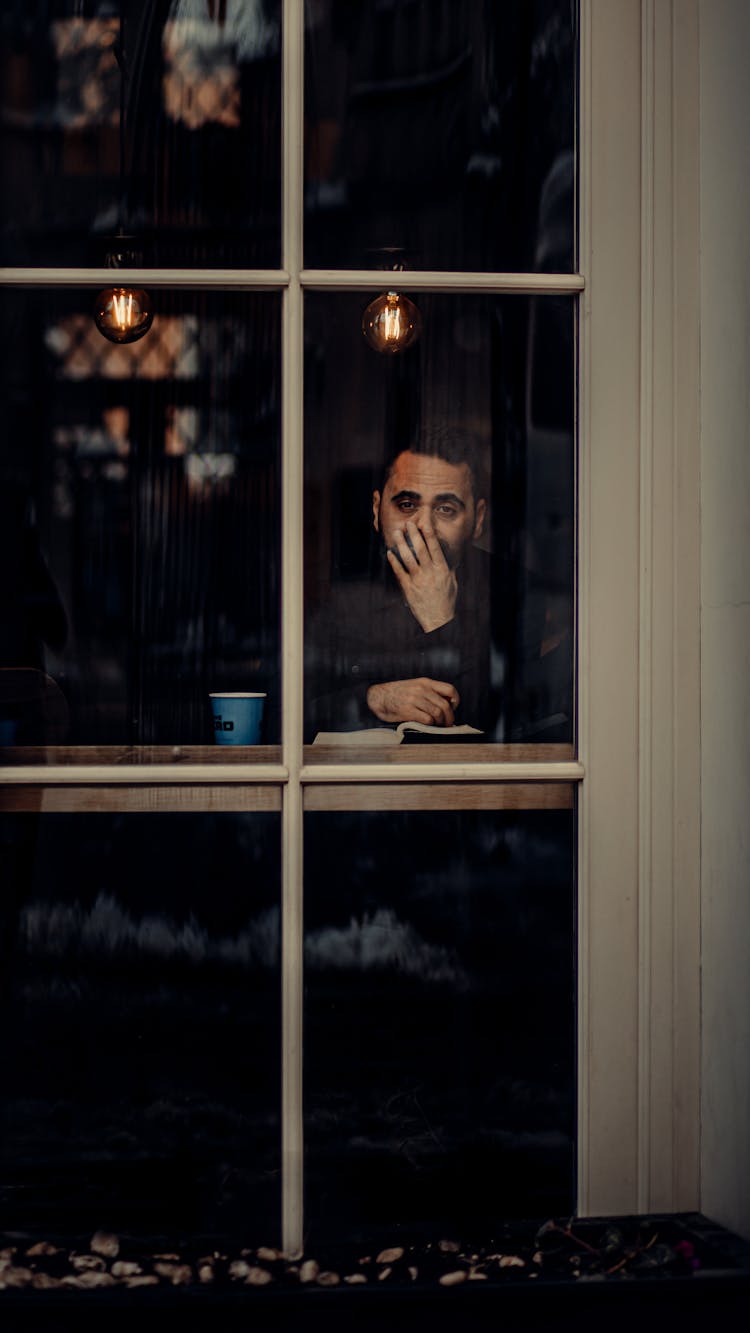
92 8 152 345
362 290 422 354
94 284 153 344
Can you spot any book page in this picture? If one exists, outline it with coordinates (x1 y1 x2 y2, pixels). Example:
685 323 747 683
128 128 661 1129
311 728 401 746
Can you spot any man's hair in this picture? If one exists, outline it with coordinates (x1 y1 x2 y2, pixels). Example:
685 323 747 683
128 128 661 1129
379 425 488 500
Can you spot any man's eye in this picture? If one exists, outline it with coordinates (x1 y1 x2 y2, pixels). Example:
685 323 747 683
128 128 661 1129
397 500 416 512
435 505 457 517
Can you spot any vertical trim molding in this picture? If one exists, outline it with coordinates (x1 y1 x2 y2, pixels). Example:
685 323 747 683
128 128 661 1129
580 0 701 1217
579 0 642 1216
637 0 657 1211
637 0 701 1213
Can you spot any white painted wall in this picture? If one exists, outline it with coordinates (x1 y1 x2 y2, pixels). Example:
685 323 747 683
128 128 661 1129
699 0 750 1242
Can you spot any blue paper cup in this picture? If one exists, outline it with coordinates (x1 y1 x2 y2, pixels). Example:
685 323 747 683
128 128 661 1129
209 692 266 745
0 719 18 745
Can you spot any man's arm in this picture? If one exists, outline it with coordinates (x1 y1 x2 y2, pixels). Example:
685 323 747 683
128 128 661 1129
305 541 489 737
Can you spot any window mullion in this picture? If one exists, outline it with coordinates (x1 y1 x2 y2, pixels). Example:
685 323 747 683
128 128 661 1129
280 0 305 1259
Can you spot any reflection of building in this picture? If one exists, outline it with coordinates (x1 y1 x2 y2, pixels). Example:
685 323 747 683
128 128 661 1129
26 293 280 744
305 0 574 272
0 0 281 266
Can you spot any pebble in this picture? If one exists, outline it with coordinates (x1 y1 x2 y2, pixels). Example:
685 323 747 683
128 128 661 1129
316 1271 340 1286
439 1270 467 1286
245 1267 273 1286
90 1231 120 1259
408 1266 418 1281
376 1246 404 1264
439 1239 461 1254
499 1255 525 1268
198 1263 215 1284
125 1275 160 1288
468 1270 488 1280
111 1260 141 1278
229 1259 252 1279
154 1262 193 1285
1 1267 33 1287
299 1259 319 1283
256 1246 282 1262
532 1250 543 1265
72 1254 105 1272
378 1266 392 1281
31 1273 62 1289
344 1273 367 1284
64 1271 115 1289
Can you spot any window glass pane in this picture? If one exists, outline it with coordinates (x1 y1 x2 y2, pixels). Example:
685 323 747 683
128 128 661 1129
305 0 576 272
0 290 280 755
304 807 576 1243
0 1 281 268
0 811 280 1238
304 291 575 748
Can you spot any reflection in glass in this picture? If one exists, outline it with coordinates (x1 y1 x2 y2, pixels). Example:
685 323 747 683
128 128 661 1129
304 808 576 1243
0 812 280 1237
0 1 281 267
304 292 575 745
0 290 281 748
305 0 576 272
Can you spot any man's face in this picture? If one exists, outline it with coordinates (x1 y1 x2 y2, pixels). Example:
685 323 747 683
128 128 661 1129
372 450 486 570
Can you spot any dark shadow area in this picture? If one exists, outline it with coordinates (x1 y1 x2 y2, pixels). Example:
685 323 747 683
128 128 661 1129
304 808 576 1245
0 812 281 1239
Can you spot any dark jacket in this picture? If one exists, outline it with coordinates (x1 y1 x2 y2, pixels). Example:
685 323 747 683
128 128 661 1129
305 546 493 740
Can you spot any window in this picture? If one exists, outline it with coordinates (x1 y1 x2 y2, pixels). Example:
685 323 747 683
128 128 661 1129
5 0 697 1254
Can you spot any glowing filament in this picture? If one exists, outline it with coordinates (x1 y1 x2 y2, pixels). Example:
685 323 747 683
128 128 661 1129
112 290 134 330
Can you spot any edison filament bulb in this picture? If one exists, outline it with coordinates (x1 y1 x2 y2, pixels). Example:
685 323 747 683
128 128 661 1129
362 290 422 354
94 286 153 344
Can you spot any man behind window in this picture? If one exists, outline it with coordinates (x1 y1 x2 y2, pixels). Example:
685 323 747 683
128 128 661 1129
305 427 494 739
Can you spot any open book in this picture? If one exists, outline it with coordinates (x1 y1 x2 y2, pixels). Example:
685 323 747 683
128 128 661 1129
312 722 484 746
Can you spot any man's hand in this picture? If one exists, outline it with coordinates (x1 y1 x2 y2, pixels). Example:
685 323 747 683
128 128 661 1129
387 519 457 632
366 678 460 727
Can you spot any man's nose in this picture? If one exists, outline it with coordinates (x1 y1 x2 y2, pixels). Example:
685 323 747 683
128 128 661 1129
411 503 430 526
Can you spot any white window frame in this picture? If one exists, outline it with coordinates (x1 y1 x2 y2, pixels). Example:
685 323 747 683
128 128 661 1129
0 0 702 1252
579 0 700 1219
